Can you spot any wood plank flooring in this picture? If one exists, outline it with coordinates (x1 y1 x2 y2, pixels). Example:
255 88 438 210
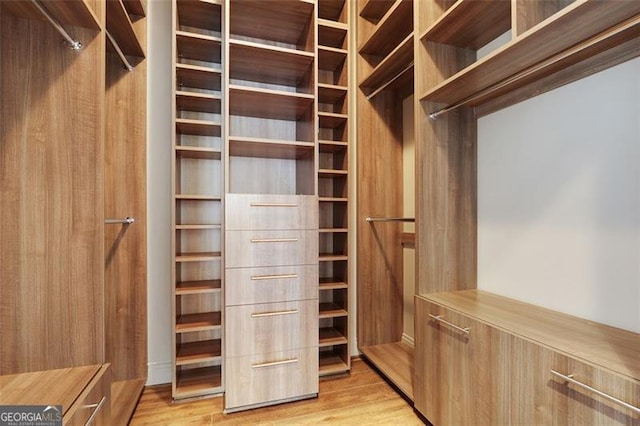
131 359 424 425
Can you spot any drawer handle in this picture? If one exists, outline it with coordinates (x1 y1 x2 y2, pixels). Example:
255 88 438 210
251 238 299 243
250 203 298 207
251 309 298 318
84 396 106 426
550 370 640 415
251 274 298 280
428 314 470 335
252 358 299 369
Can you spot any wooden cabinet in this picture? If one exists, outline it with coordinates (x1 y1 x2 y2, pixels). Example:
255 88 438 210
415 291 640 426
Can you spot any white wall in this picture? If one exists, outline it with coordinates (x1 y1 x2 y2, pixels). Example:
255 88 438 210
478 58 640 333
146 0 173 385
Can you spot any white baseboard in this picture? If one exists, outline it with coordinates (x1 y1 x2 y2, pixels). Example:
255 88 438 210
146 361 173 386
401 333 415 348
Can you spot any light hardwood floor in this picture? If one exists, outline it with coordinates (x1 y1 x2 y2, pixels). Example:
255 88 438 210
131 359 424 425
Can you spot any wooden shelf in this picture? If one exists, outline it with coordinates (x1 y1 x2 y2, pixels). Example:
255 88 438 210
319 351 349 376
175 251 222 262
319 228 348 233
319 197 348 203
229 39 314 88
175 312 222 332
122 0 146 17
318 19 348 49
176 279 222 295
175 224 221 230
176 64 222 91
176 0 221 32
229 136 314 160
2 0 101 30
319 302 348 319
361 342 414 401
111 379 146 426
319 327 348 347
319 112 348 129
360 0 395 21
175 194 221 201
176 91 221 114
319 0 346 22
319 279 348 290
359 0 412 57
176 31 221 63
106 0 145 58
229 85 314 121
360 33 413 93
175 365 222 398
175 145 221 160
318 169 348 178
230 0 314 49
319 46 347 71
176 118 221 137
319 140 348 152
318 83 347 104
420 1 640 106
176 339 222 365
319 254 348 262
421 0 511 49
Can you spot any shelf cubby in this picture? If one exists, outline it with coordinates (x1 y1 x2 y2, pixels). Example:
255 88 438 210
319 140 348 153
359 0 412 57
122 0 146 18
359 32 413 95
319 327 348 347
176 64 222 91
176 118 221 137
319 0 347 23
176 0 221 34
175 365 222 397
176 31 222 63
176 280 222 295
176 91 221 114
318 46 348 73
175 145 221 160
318 19 348 49
319 348 350 376
229 85 314 121
176 339 222 365
319 302 348 319
359 0 395 22
229 136 314 160
319 112 348 129
175 311 222 332
175 252 222 263
106 0 145 58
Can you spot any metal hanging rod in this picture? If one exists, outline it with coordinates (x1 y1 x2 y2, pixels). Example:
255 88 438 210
366 61 414 100
428 17 638 119
105 217 136 225
106 30 134 72
32 0 82 50
366 217 415 223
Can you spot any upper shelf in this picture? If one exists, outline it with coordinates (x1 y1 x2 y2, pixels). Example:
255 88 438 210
359 0 412 57
360 0 394 22
360 32 413 95
176 31 222 63
318 0 346 22
421 0 640 107
318 19 348 49
176 63 222 91
420 0 511 50
177 0 221 33
318 46 347 71
122 0 146 18
229 85 314 121
106 0 145 58
1 0 101 30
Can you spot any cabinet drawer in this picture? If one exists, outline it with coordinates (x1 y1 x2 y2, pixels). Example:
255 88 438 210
225 194 318 230
64 365 110 426
226 300 318 357
225 348 318 411
226 230 318 268
225 265 318 305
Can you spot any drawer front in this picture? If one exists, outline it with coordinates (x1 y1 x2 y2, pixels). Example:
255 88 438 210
226 300 318 357
225 194 318 230
226 230 318 268
225 348 318 410
64 365 110 426
225 265 318 305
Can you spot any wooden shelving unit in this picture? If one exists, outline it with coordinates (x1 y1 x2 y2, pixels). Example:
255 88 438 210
1 0 101 30
359 0 394 21
172 0 224 400
106 0 145 58
317 0 351 378
358 0 412 56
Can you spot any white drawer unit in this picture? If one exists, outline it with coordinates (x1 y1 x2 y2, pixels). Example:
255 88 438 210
225 265 318 306
225 194 318 231
225 229 318 268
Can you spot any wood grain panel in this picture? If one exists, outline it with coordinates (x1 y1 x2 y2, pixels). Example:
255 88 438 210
225 265 318 305
0 11 105 374
225 230 318 268
225 194 318 230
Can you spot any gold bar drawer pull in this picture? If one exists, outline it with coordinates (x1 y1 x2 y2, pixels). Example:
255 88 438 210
250 203 298 207
251 309 298 318
252 358 299 369
251 274 298 280
84 396 107 425
250 238 298 243
550 370 640 415
428 314 471 334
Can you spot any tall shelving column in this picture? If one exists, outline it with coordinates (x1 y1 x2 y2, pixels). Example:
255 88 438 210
317 0 350 377
171 0 225 400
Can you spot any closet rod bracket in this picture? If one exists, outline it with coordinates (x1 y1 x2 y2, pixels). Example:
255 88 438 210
32 0 83 51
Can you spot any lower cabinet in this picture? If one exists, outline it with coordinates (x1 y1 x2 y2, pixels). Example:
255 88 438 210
415 292 640 426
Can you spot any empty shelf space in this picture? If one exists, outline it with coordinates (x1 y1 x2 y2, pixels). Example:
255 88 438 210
319 140 348 152
176 91 221 114
229 85 314 121
319 46 347 71
319 112 348 129
175 145 222 160
176 64 222 91
176 118 221 137
319 302 348 319
230 0 315 49
106 0 145 58
175 365 222 398
318 83 348 104
176 279 222 295
175 312 222 333
175 251 222 262
319 278 348 290
319 327 348 347
421 0 511 49
320 253 349 262
319 352 350 376
111 379 146 426
2 0 101 30
318 169 348 178
359 0 412 57
360 0 395 21
229 39 314 87
177 0 221 33
176 31 222 63
175 194 222 201
319 0 346 22
229 136 315 160
318 19 348 48
122 0 146 17
361 342 414 401
360 33 413 92
176 339 222 365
